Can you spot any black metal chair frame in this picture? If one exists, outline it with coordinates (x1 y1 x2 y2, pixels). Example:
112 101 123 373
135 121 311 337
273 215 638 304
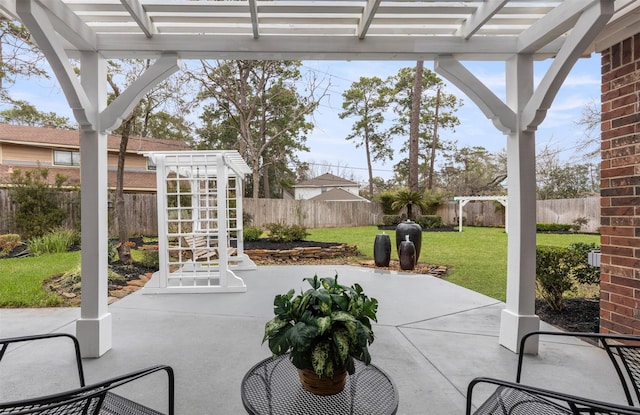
518 331 640 407
467 377 640 415
0 333 175 415
466 330 640 414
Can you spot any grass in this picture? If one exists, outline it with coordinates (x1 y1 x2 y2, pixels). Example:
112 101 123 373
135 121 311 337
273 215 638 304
308 226 599 302
0 251 80 307
0 227 600 307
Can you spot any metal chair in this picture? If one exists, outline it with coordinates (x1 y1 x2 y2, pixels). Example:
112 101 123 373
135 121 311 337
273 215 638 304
0 333 174 415
467 377 640 415
518 331 640 406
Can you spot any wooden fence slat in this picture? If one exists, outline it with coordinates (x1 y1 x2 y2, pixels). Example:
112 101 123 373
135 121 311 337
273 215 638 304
0 189 601 236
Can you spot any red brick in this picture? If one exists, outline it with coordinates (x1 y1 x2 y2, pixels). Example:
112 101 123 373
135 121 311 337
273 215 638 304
602 263 635 278
610 255 640 268
601 187 635 197
610 236 640 247
600 225 634 236
601 166 635 178
601 245 634 257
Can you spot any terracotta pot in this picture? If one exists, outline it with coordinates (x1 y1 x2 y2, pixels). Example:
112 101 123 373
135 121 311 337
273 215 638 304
297 367 347 396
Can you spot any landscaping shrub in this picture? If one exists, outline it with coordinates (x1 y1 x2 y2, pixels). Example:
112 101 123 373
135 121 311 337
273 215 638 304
138 247 159 269
382 215 402 226
8 167 76 239
0 234 22 258
568 242 600 285
377 191 400 215
244 226 263 241
107 241 119 263
571 217 589 232
536 223 572 232
28 227 79 256
265 223 309 242
536 245 583 311
416 215 445 229
423 190 445 215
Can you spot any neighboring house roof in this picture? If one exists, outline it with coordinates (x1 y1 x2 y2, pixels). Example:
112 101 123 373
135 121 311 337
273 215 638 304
294 173 358 188
309 188 369 202
0 124 190 153
0 124 191 191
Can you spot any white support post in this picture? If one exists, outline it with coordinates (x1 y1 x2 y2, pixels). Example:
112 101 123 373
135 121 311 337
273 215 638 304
154 155 168 289
499 55 540 354
76 52 112 358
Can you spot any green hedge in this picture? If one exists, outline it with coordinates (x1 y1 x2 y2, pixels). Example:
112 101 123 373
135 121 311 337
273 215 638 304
382 215 402 226
536 223 573 232
535 243 600 312
265 223 309 242
416 215 445 229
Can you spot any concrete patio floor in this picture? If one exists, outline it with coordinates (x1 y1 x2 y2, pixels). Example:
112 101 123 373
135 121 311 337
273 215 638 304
0 265 628 414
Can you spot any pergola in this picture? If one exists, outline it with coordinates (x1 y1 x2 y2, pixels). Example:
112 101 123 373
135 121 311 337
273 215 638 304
453 196 508 233
0 0 634 358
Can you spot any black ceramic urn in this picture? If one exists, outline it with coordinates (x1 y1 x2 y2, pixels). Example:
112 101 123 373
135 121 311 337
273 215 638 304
398 235 416 270
395 219 422 262
373 233 391 267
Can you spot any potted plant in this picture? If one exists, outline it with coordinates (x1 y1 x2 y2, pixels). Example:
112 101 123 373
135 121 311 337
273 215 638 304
263 274 378 395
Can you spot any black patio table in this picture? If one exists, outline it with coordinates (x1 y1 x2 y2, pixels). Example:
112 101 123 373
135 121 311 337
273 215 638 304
241 354 399 415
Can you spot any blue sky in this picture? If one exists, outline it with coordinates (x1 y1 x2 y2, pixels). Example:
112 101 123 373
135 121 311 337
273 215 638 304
5 56 601 182
300 57 600 181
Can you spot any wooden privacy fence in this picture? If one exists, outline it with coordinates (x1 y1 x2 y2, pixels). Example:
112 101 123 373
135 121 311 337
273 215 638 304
0 189 600 236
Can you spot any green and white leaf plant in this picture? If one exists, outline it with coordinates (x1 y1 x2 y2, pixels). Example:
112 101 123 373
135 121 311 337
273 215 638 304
263 274 378 378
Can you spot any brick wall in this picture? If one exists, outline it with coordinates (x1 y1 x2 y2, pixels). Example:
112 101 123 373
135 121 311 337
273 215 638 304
600 33 640 334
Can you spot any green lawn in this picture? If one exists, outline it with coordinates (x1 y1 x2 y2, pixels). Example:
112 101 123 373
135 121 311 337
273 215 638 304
308 226 599 302
0 251 80 307
0 227 599 307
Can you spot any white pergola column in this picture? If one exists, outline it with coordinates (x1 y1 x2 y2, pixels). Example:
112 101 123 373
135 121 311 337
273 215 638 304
499 55 540 354
76 52 112 358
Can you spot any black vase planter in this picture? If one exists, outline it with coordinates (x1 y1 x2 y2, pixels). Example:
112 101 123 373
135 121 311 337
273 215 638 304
395 220 422 262
373 233 391 267
399 237 416 270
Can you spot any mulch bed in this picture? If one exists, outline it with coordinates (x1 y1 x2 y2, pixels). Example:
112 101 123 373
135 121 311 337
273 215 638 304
535 298 600 333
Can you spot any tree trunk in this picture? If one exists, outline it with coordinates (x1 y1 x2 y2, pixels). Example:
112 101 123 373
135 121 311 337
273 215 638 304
409 60 423 193
252 160 260 201
263 165 271 198
365 132 374 196
116 117 133 265
428 87 440 190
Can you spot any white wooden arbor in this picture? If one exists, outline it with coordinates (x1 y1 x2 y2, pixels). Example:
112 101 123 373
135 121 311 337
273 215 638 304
140 151 256 294
1 0 633 357
453 196 508 233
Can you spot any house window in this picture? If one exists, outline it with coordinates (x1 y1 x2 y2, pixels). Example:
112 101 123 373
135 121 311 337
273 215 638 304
147 157 157 171
53 150 81 166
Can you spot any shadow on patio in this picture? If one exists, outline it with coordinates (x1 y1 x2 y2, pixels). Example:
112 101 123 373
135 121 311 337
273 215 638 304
0 265 627 414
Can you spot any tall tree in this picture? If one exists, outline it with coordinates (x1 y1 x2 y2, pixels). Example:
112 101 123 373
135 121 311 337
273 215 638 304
0 20 48 103
387 66 461 191
408 61 424 193
439 146 506 196
193 60 327 199
339 76 392 195
575 100 601 160
536 144 597 199
0 100 75 129
106 59 195 263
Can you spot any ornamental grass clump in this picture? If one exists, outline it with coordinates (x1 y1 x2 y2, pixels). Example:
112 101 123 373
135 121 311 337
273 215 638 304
263 274 378 379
